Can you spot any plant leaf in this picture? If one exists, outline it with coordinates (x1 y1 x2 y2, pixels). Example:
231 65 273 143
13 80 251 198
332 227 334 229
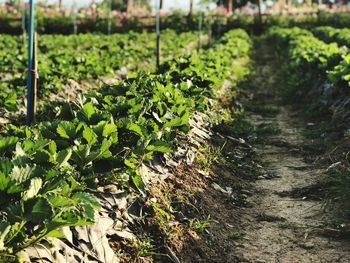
83 126 98 145
23 197 54 223
23 178 43 201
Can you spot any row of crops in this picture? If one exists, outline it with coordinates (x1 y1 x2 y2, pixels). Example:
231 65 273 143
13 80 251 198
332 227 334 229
0 29 198 112
267 26 350 97
266 26 350 213
4 10 350 35
0 29 251 261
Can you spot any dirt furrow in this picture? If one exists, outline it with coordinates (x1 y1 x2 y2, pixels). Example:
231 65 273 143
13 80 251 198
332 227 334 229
234 40 350 263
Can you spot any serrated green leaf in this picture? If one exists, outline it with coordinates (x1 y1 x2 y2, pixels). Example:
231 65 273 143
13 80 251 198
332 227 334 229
102 123 118 137
72 192 101 209
57 121 77 139
48 141 57 155
163 111 190 128
82 126 98 145
47 194 74 207
92 121 107 136
0 172 10 191
146 141 173 153
0 136 18 154
45 229 65 238
131 171 145 195
126 123 146 137
78 102 96 121
56 148 72 167
10 165 36 184
23 197 54 223
0 158 12 174
0 223 11 250
33 149 51 164
23 178 42 201
4 92 17 112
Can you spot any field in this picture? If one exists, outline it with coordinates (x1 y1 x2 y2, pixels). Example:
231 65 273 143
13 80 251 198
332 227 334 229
1 4 350 263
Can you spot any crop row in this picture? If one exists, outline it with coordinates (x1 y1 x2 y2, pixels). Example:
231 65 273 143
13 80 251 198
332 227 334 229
266 26 350 92
0 29 198 111
4 10 350 35
0 29 251 261
266 26 350 220
313 26 350 47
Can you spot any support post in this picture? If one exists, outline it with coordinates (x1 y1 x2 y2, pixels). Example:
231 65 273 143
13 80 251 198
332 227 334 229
257 0 262 27
218 0 223 38
21 0 26 38
72 1 78 34
198 10 203 53
155 0 160 69
108 0 112 34
26 0 36 126
207 4 212 46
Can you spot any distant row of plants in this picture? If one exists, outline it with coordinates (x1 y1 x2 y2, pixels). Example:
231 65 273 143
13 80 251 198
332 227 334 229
0 29 252 262
0 29 198 111
266 26 350 94
313 26 350 48
1 11 215 35
4 10 350 35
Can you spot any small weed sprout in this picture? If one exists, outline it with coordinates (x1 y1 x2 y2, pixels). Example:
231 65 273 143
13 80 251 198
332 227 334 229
188 218 210 233
196 143 226 173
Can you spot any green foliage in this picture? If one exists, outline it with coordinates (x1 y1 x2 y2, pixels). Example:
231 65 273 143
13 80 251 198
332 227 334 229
0 28 252 259
266 26 346 98
324 169 350 218
188 218 210 233
0 30 198 111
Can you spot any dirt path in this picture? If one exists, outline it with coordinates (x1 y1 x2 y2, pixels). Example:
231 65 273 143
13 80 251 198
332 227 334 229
234 39 350 263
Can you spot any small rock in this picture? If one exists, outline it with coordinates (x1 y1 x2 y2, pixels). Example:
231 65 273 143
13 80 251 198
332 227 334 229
103 184 119 194
241 189 253 196
300 242 315 249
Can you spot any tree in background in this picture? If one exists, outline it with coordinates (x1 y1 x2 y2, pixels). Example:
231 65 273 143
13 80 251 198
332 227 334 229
102 0 150 12
189 0 194 15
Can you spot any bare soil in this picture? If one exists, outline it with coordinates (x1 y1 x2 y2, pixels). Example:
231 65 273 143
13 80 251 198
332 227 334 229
230 40 350 263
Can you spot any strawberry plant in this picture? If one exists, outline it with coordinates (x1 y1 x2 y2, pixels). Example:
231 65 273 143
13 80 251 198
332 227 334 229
0 29 252 260
0 29 198 111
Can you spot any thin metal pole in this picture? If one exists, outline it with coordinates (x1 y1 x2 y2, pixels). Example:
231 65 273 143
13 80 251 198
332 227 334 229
21 0 26 35
26 0 35 126
72 1 78 34
108 0 112 34
155 0 160 69
198 10 203 52
218 0 223 38
257 0 262 26
207 4 212 46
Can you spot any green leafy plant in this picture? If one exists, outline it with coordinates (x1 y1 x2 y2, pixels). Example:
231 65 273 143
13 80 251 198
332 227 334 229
0 28 252 259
